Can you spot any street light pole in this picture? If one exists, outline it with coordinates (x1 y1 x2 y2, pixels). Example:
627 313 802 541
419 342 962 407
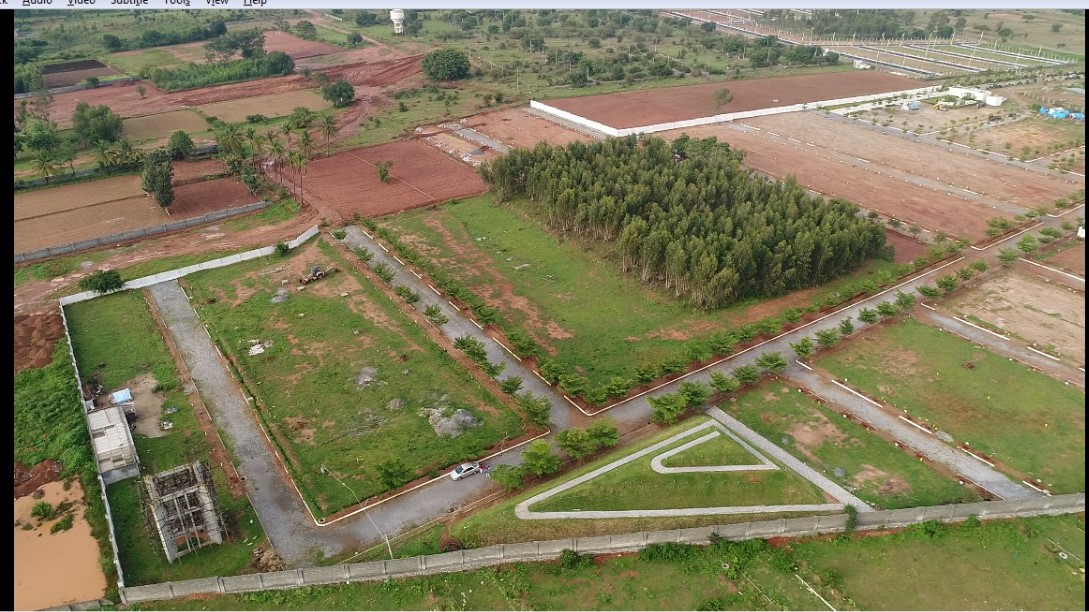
325 465 393 559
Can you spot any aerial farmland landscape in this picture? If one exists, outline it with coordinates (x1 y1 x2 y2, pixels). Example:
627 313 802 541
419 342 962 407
12 6 1085 611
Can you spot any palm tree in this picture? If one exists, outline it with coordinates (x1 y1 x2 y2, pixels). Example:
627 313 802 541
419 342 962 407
244 126 261 170
288 151 307 202
31 152 59 181
269 139 286 185
215 122 245 158
280 124 295 152
93 142 119 172
320 115 337 150
298 130 316 160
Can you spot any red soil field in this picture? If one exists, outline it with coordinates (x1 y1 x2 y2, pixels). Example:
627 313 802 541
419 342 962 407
173 159 226 183
743 113 1080 208
659 122 1012 243
1047 241 1086 277
262 30 342 60
291 140 488 223
884 229 928 264
466 108 595 149
14 176 255 255
320 54 423 87
545 71 922 129
42 66 122 89
13 312 64 376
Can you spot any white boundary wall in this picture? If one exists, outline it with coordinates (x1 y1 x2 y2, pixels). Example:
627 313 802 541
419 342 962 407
531 85 940 138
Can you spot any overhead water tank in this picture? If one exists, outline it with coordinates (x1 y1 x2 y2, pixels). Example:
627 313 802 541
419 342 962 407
390 9 405 34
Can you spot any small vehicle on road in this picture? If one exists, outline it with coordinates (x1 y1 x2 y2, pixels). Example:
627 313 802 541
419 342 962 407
449 461 483 481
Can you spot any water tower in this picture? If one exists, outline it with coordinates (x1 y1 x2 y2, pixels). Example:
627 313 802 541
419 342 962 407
390 9 405 34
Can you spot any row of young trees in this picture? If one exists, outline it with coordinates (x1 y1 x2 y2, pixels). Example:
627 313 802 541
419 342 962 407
480 136 889 309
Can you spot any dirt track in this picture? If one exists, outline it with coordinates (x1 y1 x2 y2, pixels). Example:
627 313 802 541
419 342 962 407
546 71 922 129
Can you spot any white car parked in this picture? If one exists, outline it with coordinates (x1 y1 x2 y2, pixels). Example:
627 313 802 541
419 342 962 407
449 461 483 481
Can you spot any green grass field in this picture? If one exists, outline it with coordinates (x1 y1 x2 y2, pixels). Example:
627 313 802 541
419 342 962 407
379 195 900 390
136 513 1085 611
722 382 981 509
659 427 761 468
815 317 1085 493
183 240 525 516
529 417 829 513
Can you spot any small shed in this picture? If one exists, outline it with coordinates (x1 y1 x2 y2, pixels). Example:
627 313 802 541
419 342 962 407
111 388 133 405
900 100 921 111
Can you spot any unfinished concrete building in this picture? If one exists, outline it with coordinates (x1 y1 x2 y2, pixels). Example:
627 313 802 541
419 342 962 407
142 462 226 563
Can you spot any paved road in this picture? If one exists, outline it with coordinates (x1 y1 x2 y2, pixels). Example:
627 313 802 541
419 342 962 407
914 306 1085 389
785 366 1040 501
340 226 574 430
440 124 511 154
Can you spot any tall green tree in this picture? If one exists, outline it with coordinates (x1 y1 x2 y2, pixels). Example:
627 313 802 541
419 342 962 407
141 147 175 207
321 80 355 108
71 103 124 147
422 48 471 80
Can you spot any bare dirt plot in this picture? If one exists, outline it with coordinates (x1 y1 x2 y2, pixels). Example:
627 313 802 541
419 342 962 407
42 66 122 88
196 89 329 123
168 177 257 217
122 109 208 142
173 158 226 183
420 131 501 167
545 71 922 129
948 268 1085 364
857 101 994 136
943 117 1087 157
743 112 1078 207
319 54 424 87
14 174 253 254
262 29 343 60
13 311 64 376
1041 240 1086 278
293 140 488 222
15 195 167 254
21 80 173 128
884 230 928 264
161 40 214 65
15 174 143 221
294 43 411 69
659 123 1012 242
465 107 594 149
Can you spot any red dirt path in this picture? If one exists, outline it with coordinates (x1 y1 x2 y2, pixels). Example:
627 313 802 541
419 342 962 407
291 140 488 223
545 71 922 129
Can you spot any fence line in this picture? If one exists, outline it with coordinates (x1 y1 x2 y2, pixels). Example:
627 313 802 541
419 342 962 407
15 200 269 265
119 493 1083 604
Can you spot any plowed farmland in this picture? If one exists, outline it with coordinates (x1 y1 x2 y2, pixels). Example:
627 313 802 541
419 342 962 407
291 140 487 222
197 90 328 123
14 174 255 255
262 30 342 60
544 71 921 129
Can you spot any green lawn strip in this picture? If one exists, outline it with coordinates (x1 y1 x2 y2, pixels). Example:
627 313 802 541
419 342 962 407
220 197 302 231
102 48 187 74
133 513 1084 611
723 381 980 509
114 247 257 283
529 420 828 512
380 195 899 388
65 291 180 392
105 469 265 587
815 317 1085 493
792 514 1085 611
659 427 763 468
183 240 523 516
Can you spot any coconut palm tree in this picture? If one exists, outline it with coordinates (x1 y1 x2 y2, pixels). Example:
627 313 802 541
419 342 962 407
280 124 295 152
31 152 60 181
320 114 337 150
298 130 316 160
215 121 245 158
288 150 307 202
269 139 286 185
